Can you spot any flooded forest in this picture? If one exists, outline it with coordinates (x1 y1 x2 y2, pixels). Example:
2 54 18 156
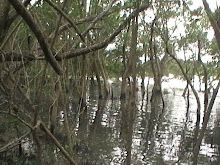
0 0 220 165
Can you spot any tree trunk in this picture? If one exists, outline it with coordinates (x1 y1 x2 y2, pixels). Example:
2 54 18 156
93 55 103 98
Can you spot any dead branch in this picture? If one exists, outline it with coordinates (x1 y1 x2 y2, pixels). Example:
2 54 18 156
0 52 36 63
0 130 31 153
0 111 34 130
40 122 78 165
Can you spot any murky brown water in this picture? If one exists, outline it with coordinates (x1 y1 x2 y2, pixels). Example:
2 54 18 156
0 81 219 164
68 82 220 165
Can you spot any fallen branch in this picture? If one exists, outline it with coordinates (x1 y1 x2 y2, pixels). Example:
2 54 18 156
0 130 31 153
0 111 33 130
0 52 36 62
40 122 78 165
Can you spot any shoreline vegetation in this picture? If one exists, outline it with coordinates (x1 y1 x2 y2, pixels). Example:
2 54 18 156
0 0 219 164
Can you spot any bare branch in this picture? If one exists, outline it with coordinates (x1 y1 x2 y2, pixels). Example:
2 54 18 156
0 130 31 153
2 3 150 64
49 12 113 38
0 111 34 130
40 122 78 165
82 0 117 38
50 0 68 49
7 0 63 75
202 0 220 49
44 0 85 43
0 52 36 63
0 0 11 43
57 3 150 60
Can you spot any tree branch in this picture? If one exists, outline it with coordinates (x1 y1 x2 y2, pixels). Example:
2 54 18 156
0 52 36 63
81 0 117 38
164 41 201 125
57 3 150 60
0 0 33 44
49 12 113 39
8 0 63 75
202 0 220 49
2 3 150 63
0 0 11 43
0 130 32 153
44 0 85 42
40 122 78 165
193 80 220 165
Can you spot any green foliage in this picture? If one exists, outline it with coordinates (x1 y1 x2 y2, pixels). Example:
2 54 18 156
104 49 123 78
0 1 220 164
1 0 219 79
209 38 220 55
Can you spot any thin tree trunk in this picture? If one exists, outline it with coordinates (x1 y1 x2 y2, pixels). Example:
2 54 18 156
121 23 131 99
79 55 87 110
0 0 11 44
93 54 103 98
97 54 109 96
49 80 60 134
149 19 162 102
131 13 138 100
193 81 220 165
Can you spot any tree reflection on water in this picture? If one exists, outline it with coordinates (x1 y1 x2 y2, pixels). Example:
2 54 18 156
70 82 219 164
0 82 219 164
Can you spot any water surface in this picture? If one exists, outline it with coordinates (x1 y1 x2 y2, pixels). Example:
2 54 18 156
68 81 220 164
